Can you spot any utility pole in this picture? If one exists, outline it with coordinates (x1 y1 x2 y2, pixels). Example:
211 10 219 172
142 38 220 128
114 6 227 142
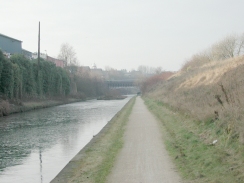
38 21 40 70
37 21 42 96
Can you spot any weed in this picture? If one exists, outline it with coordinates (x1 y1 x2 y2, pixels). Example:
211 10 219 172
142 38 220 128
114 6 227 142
145 56 244 145
219 83 229 104
144 98 244 183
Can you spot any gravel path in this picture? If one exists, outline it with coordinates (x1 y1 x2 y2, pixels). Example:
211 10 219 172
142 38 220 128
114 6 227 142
106 97 182 183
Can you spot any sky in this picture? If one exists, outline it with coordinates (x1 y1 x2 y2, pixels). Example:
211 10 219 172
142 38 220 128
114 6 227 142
1 0 244 71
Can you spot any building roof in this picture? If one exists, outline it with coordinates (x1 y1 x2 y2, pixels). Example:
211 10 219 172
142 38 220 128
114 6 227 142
0 33 22 42
22 49 32 54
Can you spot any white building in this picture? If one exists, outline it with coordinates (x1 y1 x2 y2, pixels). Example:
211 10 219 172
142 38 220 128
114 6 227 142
32 52 47 60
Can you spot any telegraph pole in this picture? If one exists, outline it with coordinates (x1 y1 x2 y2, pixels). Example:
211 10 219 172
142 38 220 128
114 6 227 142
37 21 42 96
38 21 40 70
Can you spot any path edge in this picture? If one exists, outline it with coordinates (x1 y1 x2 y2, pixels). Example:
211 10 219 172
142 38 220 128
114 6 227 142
50 96 136 183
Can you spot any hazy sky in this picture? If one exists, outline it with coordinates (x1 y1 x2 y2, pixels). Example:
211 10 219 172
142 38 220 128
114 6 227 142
1 0 244 71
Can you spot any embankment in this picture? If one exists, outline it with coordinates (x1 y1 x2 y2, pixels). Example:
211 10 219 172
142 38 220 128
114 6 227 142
143 56 244 182
146 56 244 136
144 98 244 183
51 96 136 183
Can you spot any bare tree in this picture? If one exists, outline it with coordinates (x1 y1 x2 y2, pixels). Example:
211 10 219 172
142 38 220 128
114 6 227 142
138 65 148 74
138 65 154 74
58 43 77 66
236 33 244 56
155 67 162 74
181 33 244 71
211 35 238 60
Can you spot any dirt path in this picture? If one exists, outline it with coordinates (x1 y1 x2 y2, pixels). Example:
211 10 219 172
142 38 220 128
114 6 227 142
106 97 182 183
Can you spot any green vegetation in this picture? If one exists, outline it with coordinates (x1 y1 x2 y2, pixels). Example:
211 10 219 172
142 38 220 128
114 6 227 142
0 51 70 99
65 97 136 183
0 50 111 116
144 98 244 183
0 50 110 101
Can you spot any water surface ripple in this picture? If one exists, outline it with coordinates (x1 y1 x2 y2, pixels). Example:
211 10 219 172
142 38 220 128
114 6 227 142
0 97 132 183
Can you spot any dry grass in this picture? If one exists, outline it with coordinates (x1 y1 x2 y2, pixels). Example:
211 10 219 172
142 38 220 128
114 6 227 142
178 56 244 89
144 98 244 183
145 56 244 143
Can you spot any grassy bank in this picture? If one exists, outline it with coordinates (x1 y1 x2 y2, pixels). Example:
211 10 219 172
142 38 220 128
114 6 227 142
146 56 244 143
144 98 244 183
51 96 136 183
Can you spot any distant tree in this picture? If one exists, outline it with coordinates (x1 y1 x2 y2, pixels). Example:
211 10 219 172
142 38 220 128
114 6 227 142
0 50 4 84
105 66 112 71
138 65 148 74
140 71 174 94
138 65 162 74
211 35 237 60
58 43 77 66
211 34 244 60
0 58 14 98
181 33 244 71
236 33 244 56
181 50 213 71
155 67 162 74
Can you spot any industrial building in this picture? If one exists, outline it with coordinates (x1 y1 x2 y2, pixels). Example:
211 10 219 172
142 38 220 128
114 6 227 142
0 33 33 60
0 33 64 67
0 33 22 54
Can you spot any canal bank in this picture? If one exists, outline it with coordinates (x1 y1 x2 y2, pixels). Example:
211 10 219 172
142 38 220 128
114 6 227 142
0 98 85 117
2 94 128 117
51 96 136 183
12 98 85 113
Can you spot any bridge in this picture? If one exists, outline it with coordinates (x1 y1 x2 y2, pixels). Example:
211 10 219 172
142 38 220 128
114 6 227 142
106 80 138 88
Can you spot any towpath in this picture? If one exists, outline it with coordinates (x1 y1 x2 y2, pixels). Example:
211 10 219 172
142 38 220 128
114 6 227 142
106 97 182 183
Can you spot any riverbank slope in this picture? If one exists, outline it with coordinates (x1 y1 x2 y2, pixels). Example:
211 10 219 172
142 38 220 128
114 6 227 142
143 56 244 182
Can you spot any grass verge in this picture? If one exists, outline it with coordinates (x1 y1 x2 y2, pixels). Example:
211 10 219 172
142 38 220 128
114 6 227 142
144 97 244 183
52 96 136 183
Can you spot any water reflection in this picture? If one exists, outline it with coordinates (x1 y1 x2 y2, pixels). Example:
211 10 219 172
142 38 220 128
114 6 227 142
0 97 132 183
39 148 43 183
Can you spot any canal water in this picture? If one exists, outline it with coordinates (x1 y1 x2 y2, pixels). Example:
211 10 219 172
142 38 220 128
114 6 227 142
0 96 132 183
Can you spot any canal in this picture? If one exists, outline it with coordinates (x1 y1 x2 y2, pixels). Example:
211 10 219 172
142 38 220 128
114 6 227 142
0 96 132 183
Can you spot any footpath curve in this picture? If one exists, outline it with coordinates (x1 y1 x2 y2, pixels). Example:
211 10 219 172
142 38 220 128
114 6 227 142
106 97 182 183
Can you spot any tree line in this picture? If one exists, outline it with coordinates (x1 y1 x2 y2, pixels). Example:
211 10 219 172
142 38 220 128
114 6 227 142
182 33 244 71
0 50 107 100
0 50 70 99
